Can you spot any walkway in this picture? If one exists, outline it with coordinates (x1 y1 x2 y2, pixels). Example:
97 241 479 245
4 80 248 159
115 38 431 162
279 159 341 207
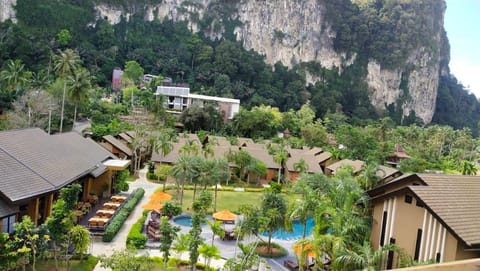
91 166 294 271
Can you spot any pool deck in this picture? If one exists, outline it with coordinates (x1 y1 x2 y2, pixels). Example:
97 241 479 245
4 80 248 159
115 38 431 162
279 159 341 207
91 166 300 271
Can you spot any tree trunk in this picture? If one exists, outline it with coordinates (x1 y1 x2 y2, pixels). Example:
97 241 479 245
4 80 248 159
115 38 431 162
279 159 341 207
192 183 197 202
73 103 77 125
59 80 67 133
214 186 218 212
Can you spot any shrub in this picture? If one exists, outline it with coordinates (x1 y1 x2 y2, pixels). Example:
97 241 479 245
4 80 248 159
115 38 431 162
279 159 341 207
160 202 182 218
255 241 288 258
103 188 145 242
146 172 158 181
126 212 147 249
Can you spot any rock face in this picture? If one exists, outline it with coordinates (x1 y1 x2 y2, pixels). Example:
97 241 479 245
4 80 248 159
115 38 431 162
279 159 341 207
0 0 16 22
0 0 445 123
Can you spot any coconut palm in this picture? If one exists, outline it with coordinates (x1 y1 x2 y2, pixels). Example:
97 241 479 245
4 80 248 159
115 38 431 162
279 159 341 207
335 241 398 271
272 145 289 183
198 244 221 269
206 220 225 245
180 139 200 156
171 155 199 206
293 158 309 174
153 130 174 166
173 233 191 260
261 190 288 255
53 49 81 133
68 68 92 124
213 158 230 211
0 59 31 93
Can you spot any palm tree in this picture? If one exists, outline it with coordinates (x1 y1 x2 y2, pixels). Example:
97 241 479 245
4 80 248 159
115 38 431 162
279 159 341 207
207 220 225 245
180 139 200 156
173 233 191 260
293 158 309 174
53 49 81 133
213 158 230 211
198 244 221 269
0 59 31 92
272 145 289 183
261 191 288 255
335 241 398 271
171 155 199 207
68 68 92 124
153 131 174 166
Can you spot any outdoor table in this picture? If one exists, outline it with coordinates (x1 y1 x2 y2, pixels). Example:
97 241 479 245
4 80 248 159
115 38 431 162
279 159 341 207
88 216 110 227
96 209 115 217
111 195 127 202
103 202 121 209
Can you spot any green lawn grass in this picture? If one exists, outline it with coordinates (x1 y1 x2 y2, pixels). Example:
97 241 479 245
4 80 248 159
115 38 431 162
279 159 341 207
26 255 98 271
160 188 299 214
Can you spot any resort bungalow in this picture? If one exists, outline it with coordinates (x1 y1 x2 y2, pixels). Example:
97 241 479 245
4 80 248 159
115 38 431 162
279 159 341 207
151 133 202 165
325 159 365 176
100 134 133 160
0 128 130 232
368 174 480 269
285 148 325 180
385 144 411 168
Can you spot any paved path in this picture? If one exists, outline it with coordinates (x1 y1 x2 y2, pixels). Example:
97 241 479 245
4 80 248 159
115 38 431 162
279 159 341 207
91 166 293 271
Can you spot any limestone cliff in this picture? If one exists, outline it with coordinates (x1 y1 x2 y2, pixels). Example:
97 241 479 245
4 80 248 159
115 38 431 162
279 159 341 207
0 0 446 124
0 0 16 22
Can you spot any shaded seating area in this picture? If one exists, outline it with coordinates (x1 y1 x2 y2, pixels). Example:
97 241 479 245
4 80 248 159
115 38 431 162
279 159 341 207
82 193 130 233
213 209 238 241
145 210 161 241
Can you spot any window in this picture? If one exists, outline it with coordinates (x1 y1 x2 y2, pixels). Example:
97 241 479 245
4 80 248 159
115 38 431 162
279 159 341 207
387 238 396 269
380 211 388 246
414 229 422 261
404 195 413 204
2 215 16 234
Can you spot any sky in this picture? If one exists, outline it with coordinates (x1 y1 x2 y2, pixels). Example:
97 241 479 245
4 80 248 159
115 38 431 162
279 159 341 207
444 0 480 98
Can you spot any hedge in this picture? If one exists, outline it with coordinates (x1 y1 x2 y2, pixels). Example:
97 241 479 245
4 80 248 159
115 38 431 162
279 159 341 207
102 188 145 242
126 211 148 249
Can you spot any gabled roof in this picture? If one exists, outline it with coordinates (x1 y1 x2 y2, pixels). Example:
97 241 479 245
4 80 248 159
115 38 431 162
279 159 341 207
391 144 411 159
326 159 364 174
240 145 280 169
285 148 323 174
118 132 133 144
102 135 133 156
411 174 480 246
376 165 400 180
205 135 231 147
151 135 202 163
0 128 115 203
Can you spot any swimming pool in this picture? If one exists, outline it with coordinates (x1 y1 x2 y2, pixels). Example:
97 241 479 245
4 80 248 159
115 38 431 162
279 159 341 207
173 215 194 227
262 217 314 240
173 214 208 227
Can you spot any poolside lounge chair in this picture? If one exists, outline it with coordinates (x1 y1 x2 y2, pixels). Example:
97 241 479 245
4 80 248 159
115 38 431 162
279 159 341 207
283 260 299 271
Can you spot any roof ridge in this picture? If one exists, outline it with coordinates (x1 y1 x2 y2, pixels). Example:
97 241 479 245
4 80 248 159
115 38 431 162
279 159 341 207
0 145 57 188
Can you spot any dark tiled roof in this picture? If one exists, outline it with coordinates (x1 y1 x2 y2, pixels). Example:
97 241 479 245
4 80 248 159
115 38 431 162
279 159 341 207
0 128 115 202
411 174 480 246
102 135 133 156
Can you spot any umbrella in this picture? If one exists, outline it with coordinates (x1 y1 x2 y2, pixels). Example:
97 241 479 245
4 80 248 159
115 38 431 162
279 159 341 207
149 191 172 201
141 200 163 211
293 241 316 258
213 209 237 222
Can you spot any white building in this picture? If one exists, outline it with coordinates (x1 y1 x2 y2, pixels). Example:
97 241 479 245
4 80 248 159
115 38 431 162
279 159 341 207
155 85 240 122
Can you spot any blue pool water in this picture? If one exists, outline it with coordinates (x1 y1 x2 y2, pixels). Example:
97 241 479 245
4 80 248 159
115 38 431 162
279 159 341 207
173 215 194 227
262 217 315 240
173 215 208 227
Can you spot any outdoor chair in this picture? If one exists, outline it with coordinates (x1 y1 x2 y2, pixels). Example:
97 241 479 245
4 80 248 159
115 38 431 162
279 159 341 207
283 260 299 271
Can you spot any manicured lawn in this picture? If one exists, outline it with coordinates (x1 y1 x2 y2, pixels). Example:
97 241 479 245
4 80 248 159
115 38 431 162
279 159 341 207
26 255 98 271
162 188 299 214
